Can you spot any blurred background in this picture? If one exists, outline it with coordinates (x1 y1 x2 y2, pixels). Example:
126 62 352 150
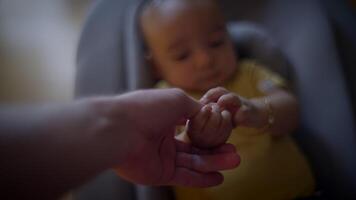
0 0 355 199
0 0 91 103
0 0 355 104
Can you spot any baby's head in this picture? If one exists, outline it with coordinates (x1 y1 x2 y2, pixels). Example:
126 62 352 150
140 0 238 92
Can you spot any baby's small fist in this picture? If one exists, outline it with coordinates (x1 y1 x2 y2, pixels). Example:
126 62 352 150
187 103 233 148
200 87 242 126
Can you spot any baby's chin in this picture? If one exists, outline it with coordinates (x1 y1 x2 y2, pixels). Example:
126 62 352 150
177 70 237 93
181 81 224 94
199 74 235 92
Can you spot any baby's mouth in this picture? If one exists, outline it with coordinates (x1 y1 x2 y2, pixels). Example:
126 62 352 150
201 70 221 81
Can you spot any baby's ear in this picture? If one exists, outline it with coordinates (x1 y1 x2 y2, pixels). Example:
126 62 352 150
144 51 153 60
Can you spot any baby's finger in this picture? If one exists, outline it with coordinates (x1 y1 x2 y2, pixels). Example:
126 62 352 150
217 94 241 114
217 110 234 141
188 105 211 134
200 87 229 104
203 105 222 133
188 105 221 148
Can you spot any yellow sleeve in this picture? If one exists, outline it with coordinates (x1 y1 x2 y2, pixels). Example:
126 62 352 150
239 60 289 96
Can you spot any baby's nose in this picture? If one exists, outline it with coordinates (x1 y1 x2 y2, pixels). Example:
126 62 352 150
194 49 214 70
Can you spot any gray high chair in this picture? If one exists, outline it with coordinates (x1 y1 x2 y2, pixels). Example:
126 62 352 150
74 0 356 199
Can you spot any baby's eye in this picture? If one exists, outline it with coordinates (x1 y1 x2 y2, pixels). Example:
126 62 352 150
173 52 190 62
209 38 225 49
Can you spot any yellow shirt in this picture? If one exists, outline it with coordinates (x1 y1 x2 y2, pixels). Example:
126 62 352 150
156 60 315 200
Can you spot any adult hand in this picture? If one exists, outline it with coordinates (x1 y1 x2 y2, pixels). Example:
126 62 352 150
110 89 240 187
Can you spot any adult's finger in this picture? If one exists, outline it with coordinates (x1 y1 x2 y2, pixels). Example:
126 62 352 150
170 88 203 119
169 168 224 187
176 152 240 173
175 140 236 155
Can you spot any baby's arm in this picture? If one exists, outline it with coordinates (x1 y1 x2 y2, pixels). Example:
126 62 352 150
202 87 299 136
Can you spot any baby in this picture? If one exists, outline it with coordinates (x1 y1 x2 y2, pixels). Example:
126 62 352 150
140 0 315 199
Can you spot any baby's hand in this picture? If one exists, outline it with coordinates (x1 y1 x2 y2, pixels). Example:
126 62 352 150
200 87 241 126
200 87 267 128
187 103 233 149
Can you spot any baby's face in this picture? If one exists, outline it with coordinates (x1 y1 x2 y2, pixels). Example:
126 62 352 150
141 0 237 92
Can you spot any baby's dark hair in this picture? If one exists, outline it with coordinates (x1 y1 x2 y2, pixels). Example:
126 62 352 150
140 0 178 53
145 0 165 6
141 0 218 13
139 0 221 53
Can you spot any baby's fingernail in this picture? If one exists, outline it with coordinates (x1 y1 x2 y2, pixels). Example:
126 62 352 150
221 110 231 119
202 105 211 112
211 104 220 113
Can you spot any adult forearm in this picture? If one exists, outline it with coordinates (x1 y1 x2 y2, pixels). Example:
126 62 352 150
0 101 119 199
